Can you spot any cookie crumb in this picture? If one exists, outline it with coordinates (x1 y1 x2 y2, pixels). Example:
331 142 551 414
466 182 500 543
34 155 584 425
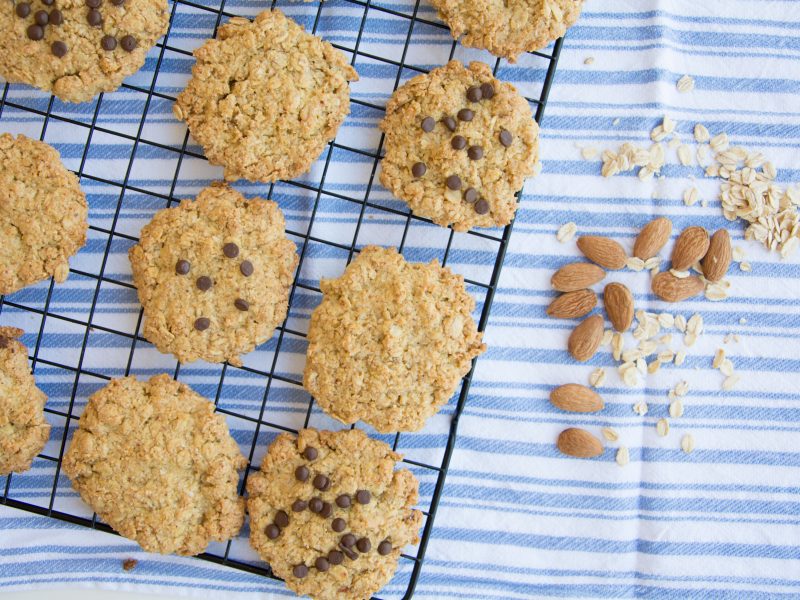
122 559 137 571
584 56 595 65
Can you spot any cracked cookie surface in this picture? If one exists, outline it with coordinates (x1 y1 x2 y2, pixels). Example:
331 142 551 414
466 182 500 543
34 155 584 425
174 8 358 183
380 60 539 232
430 0 584 62
0 133 87 295
304 246 486 433
0 0 169 102
247 428 422 600
62 374 247 555
0 327 50 476
129 182 298 366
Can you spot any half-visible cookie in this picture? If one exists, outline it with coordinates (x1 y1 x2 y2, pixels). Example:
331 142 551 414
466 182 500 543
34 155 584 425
174 9 358 182
430 0 584 62
0 327 50 476
380 60 539 231
0 133 87 295
129 182 298 366
62 374 247 555
0 0 169 103
304 246 486 432
247 428 422 600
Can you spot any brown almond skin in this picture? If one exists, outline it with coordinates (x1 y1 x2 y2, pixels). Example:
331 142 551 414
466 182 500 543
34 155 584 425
634 217 673 260
702 229 732 282
550 384 604 412
576 236 627 270
604 282 634 332
568 315 604 361
551 262 606 293
651 271 705 302
671 226 710 271
557 428 604 458
546 289 597 319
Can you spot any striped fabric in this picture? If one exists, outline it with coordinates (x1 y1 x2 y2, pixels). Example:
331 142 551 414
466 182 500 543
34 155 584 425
2 0 800 598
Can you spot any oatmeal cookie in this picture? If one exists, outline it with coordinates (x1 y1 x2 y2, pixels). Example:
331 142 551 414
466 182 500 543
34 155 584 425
0 327 50 475
247 428 422 600
62 374 247 555
380 60 539 231
0 133 87 295
304 246 486 433
129 182 298 366
173 9 358 183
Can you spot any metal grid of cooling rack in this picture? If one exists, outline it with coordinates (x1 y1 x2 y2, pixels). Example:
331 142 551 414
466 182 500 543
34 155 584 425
0 0 564 597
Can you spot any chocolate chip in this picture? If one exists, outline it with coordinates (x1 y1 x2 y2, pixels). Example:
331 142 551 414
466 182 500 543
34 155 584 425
458 108 474 122
451 135 467 150
464 188 478 203
120 35 137 52
356 537 371 553
86 0 101 7
194 317 210 331
339 543 358 561
265 524 280 539
335 494 351 508
234 298 249 311
34 9 48 25
445 175 462 191
309 497 323 513
15 3 31 18
499 129 513 147
274 510 289 528
87 9 102 26
291 499 307 512
421 116 435 132
196 276 212 291
315 557 329 572
443 116 457 132
0 338 9 349
295 465 309 481
356 490 371 505
468 145 484 160
319 502 332 518
49 9 63 25
292 564 308 578
466 86 482 102
328 550 344 565
101 35 117 51
223 242 239 258
51 41 67 57
303 446 318 461
340 534 356 547
331 518 346 533
110 0 124 4
474 199 490 215
313 474 330 491
240 260 254 277
175 259 190 275
480 83 495 100
41 0 53 5
378 540 392 555
411 162 426 178
26 24 43 40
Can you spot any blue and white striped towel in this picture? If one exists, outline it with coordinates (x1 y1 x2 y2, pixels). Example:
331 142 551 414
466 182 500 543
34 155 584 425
2 0 800 598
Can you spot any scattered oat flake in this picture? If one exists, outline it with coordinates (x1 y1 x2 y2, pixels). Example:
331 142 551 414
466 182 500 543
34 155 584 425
677 74 695 93
656 418 670 437
683 187 699 207
723 374 741 391
684 332 698 347
557 222 577 243
601 329 614 346
712 348 725 369
670 269 691 279
681 434 695 454
589 367 606 388
616 446 630 466
674 350 686 366
602 427 619 442
705 283 728 301
669 399 684 418
677 144 693 166
633 401 649 416
694 124 710 143
662 115 676 134
675 380 689 396
626 256 646 271
644 257 661 270
710 132 729 152
739 261 752 272
648 359 661 374
584 56 595 65
581 146 599 160
674 315 687 332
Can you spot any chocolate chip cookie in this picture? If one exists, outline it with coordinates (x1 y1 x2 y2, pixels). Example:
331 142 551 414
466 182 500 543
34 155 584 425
0 0 169 103
0 133 88 295
304 246 486 433
247 428 422 600
173 8 358 183
430 0 584 62
62 374 247 555
380 60 539 231
0 327 50 476
129 182 298 366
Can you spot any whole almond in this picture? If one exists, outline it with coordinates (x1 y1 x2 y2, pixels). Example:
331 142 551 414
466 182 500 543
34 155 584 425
651 271 704 302
550 383 604 412
551 262 606 292
568 315 604 361
634 217 672 259
702 229 732 282
576 236 627 270
546 289 597 319
557 428 604 458
604 282 634 332
671 226 710 271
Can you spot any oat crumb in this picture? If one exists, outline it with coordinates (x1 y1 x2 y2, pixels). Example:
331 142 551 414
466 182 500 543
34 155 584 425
677 74 695 93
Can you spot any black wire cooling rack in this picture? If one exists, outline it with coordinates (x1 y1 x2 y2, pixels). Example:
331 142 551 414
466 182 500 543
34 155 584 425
0 0 564 597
